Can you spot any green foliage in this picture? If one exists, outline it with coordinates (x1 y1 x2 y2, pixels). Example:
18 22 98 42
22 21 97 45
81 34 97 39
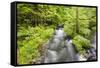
64 21 76 38
17 25 54 64
72 35 91 54
17 3 96 64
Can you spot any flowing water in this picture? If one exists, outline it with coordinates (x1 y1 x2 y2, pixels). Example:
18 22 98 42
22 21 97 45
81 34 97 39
43 28 66 63
43 27 80 63
42 28 96 63
65 40 80 61
86 33 96 61
92 33 96 50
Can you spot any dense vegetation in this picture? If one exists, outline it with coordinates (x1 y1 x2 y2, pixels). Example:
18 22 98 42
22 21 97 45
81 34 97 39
17 3 96 64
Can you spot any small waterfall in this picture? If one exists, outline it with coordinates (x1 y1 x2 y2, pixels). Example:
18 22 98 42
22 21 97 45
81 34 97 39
92 33 96 50
44 50 58 63
31 25 96 64
43 25 80 63
84 33 97 61
44 28 66 63
65 40 80 61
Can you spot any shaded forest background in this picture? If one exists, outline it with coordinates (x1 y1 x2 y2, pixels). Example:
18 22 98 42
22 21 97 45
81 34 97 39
17 3 96 64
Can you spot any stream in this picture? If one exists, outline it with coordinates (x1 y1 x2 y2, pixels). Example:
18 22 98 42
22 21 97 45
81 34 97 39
40 25 97 63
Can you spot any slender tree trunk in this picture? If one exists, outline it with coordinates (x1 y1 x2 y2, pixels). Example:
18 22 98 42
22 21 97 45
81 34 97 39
76 7 79 33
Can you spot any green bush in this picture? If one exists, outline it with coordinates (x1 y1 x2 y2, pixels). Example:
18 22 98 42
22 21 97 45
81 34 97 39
17 25 54 64
72 35 91 54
